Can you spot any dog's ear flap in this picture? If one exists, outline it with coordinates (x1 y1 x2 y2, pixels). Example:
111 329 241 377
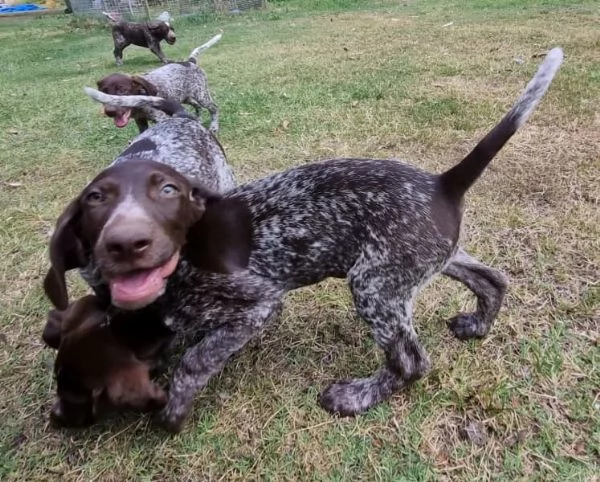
44 199 86 310
149 22 169 35
131 76 158 96
184 179 253 274
185 177 222 221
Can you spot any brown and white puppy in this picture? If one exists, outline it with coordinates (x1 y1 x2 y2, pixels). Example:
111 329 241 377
43 294 172 427
97 33 222 133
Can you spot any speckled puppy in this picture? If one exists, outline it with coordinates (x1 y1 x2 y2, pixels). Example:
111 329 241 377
45 49 563 433
97 33 222 133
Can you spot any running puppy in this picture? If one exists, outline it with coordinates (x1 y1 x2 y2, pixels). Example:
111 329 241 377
97 33 222 133
45 49 563 433
103 11 176 66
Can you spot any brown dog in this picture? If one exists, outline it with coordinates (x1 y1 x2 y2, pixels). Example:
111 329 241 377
43 295 172 427
103 12 176 65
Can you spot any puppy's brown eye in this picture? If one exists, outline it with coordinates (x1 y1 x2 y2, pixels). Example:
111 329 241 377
85 191 105 205
160 184 179 197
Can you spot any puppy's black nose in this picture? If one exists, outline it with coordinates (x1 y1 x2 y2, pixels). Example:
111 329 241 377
105 230 153 260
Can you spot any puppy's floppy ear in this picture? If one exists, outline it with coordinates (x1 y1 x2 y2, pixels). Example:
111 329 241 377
42 309 64 349
149 22 169 35
44 199 86 310
184 179 253 274
131 76 158 96
186 177 222 221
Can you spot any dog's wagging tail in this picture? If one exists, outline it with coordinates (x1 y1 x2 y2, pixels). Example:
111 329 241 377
441 47 563 198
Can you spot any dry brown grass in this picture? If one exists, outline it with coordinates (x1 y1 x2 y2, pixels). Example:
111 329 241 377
0 0 598 479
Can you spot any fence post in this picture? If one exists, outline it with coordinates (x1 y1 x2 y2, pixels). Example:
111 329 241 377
142 0 151 20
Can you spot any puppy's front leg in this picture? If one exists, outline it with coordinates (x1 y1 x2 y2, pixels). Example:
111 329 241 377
156 300 281 433
149 41 169 64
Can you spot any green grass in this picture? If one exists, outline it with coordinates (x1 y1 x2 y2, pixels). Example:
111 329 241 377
1 0 599 479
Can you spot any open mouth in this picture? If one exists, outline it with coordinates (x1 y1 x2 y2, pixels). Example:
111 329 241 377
108 251 179 309
112 109 131 128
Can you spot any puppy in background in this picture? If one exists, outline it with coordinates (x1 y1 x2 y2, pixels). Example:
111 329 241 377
103 11 176 65
97 33 222 133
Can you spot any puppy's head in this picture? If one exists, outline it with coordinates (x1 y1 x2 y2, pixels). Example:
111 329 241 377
96 74 158 128
44 160 219 311
49 295 167 428
149 21 176 45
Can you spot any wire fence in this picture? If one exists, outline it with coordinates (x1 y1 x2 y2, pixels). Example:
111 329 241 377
67 0 266 20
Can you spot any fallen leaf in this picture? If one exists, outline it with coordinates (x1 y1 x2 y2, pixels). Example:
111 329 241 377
435 450 450 466
573 439 586 455
505 429 528 447
5 182 22 188
459 421 487 446
10 433 27 450
8 129 18 134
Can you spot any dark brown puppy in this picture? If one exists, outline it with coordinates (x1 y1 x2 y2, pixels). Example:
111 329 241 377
44 295 172 427
103 12 176 65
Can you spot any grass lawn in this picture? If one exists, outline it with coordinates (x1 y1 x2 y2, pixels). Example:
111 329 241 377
0 0 598 479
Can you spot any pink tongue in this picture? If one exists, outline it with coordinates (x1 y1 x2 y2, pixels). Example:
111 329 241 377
108 252 180 307
110 268 163 304
114 111 131 128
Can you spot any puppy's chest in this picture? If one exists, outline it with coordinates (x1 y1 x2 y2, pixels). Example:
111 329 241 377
161 261 282 332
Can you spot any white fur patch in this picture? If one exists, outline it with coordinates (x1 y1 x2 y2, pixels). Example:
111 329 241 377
97 192 152 244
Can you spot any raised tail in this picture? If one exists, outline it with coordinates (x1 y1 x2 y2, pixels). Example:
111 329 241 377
440 47 563 199
188 32 223 63
83 87 196 120
102 11 120 24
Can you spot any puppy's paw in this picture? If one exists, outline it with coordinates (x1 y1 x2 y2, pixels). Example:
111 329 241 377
318 379 377 417
154 404 187 434
447 313 488 340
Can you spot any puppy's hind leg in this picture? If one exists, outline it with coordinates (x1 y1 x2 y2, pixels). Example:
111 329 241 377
318 261 431 416
442 248 508 340
188 97 219 133
204 99 219 133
